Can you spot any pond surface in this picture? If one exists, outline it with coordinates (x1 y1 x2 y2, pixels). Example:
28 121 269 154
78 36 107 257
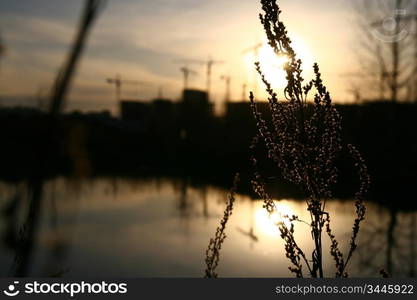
0 177 415 277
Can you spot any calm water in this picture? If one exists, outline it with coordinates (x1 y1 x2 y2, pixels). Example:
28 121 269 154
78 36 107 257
0 177 416 277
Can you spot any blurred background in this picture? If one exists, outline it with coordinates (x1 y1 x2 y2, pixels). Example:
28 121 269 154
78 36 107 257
0 0 416 277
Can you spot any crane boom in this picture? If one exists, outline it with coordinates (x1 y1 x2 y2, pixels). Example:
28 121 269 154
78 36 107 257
106 74 150 101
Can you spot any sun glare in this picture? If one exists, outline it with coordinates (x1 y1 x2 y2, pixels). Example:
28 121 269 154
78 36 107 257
254 201 296 237
258 45 289 88
245 36 314 94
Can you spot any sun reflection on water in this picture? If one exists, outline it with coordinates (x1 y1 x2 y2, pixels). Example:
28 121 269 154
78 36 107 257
254 200 297 237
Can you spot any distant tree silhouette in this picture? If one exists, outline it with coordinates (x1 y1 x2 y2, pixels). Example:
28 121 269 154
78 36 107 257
353 0 417 102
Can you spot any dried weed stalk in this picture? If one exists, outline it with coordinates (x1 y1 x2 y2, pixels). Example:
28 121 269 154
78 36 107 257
204 173 240 278
250 0 370 277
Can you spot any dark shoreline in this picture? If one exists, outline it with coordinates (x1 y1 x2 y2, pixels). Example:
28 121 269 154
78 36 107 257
0 101 416 210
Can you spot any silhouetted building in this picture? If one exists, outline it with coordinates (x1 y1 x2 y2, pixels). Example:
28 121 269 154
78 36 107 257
180 89 212 122
226 101 251 121
225 101 270 122
152 98 175 121
182 89 208 103
120 100 151 122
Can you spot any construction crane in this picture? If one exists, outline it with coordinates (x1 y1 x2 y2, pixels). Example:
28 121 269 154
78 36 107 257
203 57 224 97
220 75 231 102
179 67 197 90
175 56 224 97
106 74 149 101
242 42 263 57
242 42 263 95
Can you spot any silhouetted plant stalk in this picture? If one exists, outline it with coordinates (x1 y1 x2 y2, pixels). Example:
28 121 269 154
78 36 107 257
50 0 104 115
249 0 370 278
204 173 239 278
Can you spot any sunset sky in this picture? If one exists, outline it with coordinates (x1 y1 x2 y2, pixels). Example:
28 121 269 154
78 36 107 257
0 0 379 115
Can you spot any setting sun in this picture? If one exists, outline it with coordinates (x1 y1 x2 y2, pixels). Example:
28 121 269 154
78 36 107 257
258 44 289 88
245 36 314 95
